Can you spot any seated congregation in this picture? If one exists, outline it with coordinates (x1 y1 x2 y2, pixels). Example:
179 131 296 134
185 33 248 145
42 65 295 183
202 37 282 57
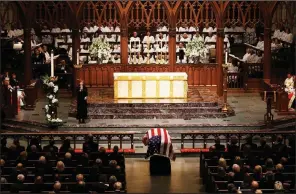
201 135 295 193
0 135 126 193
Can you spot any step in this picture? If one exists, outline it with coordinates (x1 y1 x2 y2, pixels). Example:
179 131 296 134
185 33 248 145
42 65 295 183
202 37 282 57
72 102 219 108
84 112 230 119
85 107 222 114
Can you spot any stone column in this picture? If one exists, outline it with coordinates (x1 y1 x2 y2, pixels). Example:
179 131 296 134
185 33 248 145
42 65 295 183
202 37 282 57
169 27 177 71
24 28 32 85
263 27 271 83
216 28 224 96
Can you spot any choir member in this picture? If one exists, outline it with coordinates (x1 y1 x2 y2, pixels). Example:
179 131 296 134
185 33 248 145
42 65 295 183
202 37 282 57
203 23 213 33
242 48 251 62
271 38 283 51
177 43 186 64
113 45 121 53
112 54 121 64
256 36 264 50
93 32 100 41
224 23 234 33
105 34 116 42
212 25 217 32
76 80 88 123
93 24 100 32
245 23 256 44
7 25 16 38
179 23 188 32
88 57 97 64
155 54 165 64
42 45 51 65
233 22 245 43
157 24 168 32
283 28 293 43
83 23 92 33
51 24 61 34
142 53 155 64
144 44 155 53
224 35 231 52
114 25 120 32
205 32 216 49
193 31 204 42
180 33 191 42
142 31 155 44
80 45 89 63
246 50 257 63
272 24 283 39
255 51 263 63
81 33 91 43
55 34 65 48
189 25 198 32
41 25 52 45
156 33 168 42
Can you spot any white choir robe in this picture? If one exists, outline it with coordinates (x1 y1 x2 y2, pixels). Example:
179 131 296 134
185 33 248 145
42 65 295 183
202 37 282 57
224 37 230 52
256 41 264 50
88 60 97 64
224 27 234 33
102 59 109 64
59 44 68 50
55 38 64 48
189 26 198 32
113 47 121 53
7 30 15 38
130 47 141 53
31 28 35 35
44 51 51 64
93 25 99 32
106 27 114 33
80 49 89 62
67 37 72 43
156 35 169 42
105 36 116 43
41 30 52 44
179 27 188 32
155 59 168 64
114 26 120 32
142 36 155 44
272 29 282 39
16 29 24 36
228 64 239 73
176 27 179 32
205 35 217 49
80 37 91 48
233 26 245 43
142 56 156 64
130 37 140 43
162 26 169 32
271 43 282 51
112 57 121 64
143 47 155 53
179 36 191 43
255 56 262 63
83 27 91 33
130 56 144 64
212 27 217 32
68 47 72 60
193 35 204 42
245 27 256 44
117 35 121 42
203 27 214 33
242 53 250 62
51 28 61 33
283 33 293 44
31 40 37 48
246 54 257 63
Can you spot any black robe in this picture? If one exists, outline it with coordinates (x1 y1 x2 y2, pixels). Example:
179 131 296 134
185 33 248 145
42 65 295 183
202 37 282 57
76 86 88 119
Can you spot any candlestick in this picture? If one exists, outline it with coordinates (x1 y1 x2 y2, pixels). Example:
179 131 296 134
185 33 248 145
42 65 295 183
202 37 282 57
51 50 54 77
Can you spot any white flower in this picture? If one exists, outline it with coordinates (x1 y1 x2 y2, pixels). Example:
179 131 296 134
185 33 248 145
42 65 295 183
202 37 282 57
53 86 59 93
48 82 54 87
46 114 51 119
48 95 53 99
52 98 58 104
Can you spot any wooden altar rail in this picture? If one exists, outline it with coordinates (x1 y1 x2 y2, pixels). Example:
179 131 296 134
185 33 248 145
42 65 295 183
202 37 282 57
181 131 293 149
75 64 219 87
1 132 134 151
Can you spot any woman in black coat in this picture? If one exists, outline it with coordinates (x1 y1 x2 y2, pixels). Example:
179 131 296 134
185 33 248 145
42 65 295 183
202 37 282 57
76 80 88 123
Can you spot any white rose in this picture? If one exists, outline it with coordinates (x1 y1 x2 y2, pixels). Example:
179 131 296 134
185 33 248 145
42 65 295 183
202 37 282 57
53 86 59 93
48 95 53 99
46 114 51 119
52 98 58 104
48 82 54 87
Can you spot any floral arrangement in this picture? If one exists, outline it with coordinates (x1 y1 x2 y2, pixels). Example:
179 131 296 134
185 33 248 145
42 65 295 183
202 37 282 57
89 38 111 62
41 75 63 126
185 38 208 63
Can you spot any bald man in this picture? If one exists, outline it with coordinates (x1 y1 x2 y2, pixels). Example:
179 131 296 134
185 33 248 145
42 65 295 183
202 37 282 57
10 174 26 192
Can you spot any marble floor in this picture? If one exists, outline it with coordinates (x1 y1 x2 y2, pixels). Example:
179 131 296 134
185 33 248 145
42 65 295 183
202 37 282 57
125 157 202 193
13 93 292 129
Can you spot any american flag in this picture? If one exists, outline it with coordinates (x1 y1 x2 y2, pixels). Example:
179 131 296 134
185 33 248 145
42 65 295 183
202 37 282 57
145 128 176 161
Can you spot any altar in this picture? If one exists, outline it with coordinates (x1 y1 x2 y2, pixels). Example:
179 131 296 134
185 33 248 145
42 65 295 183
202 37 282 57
114 72 188 99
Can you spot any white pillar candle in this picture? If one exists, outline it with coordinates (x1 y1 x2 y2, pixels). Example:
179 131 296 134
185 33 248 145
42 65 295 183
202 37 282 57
77 49 79 64
225 52 228 64
51 50 54 77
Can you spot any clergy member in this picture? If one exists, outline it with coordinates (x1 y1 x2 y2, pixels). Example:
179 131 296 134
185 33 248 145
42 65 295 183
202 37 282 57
77 80 88 123
284 73 295 110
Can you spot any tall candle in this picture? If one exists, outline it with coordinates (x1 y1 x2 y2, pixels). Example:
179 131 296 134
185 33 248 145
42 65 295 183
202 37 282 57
77 49 79 65
225 52 228 64
50 50 54 77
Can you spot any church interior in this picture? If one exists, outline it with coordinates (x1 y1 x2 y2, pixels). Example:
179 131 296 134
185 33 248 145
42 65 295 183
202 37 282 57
0 1 296 193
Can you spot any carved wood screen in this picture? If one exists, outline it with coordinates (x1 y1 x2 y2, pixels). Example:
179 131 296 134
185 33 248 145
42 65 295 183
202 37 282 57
176 1 216 28
0 2 20 29
224 1 262 27
33 2 72 30
79 1 120 28
272 1 296 32
127 0 169 30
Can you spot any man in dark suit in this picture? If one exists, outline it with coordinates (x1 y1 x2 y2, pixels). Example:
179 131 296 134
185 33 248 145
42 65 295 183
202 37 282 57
10 163 28 182
258 137 272 157
76 80 88 123
227 136 239 155
83 134 98 154
241 136 257 151
10 174 27 193
43 139 59 153
10 73 19 88
13 138 25 154
213 137 226 151
272 135 287 156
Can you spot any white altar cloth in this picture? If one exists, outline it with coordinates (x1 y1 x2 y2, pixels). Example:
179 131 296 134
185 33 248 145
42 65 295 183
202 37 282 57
114 72 188 99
